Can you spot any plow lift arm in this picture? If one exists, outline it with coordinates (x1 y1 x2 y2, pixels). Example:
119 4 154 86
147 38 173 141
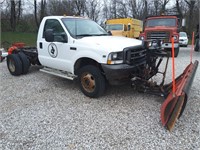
131 39 199 131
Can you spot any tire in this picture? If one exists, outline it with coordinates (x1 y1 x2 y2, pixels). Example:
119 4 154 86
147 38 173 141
194 39 199 51
0 56 5 62
78 65 106 98
18 52 30 74
174 47 179 57
166 48 179 57
7 54 22 76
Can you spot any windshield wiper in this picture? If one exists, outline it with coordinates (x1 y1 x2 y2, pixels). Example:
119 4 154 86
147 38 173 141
76 34 94 37
94 34 109 36
76 33 109 37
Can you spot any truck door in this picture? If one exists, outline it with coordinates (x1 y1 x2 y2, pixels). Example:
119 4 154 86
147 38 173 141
38 19 72 72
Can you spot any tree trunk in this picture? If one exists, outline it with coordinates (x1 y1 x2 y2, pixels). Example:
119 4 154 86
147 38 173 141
34 0 39 29
144 0 148 20
160 0 170 14
10 0 16 32
154 0 159 16
17 0 21 24
184 0 195 36
40 0 46 23
176 0 183 18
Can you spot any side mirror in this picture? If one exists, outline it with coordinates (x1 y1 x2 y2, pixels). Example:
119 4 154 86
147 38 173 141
45 29 54 42
60 32 68 43
182 18 186 27
108 31 112 35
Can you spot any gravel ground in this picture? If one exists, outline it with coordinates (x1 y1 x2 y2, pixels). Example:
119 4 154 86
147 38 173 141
0 47 200 150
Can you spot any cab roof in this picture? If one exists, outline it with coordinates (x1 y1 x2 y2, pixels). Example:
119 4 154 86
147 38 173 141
146 15 180 19
43 16 89 20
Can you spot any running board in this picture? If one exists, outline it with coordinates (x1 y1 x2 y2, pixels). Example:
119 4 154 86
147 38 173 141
40 67 77 80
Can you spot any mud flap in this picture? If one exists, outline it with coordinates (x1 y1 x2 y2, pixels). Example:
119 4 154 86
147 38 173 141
161 60 199 131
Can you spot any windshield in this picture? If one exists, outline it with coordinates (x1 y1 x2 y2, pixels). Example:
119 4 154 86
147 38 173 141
62 18 108 38
106 24 123 31
146 18 176 27
179 32 187 37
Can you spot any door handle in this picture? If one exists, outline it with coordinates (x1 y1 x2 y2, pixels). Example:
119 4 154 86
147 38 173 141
70 47 77 50
39 42 43 49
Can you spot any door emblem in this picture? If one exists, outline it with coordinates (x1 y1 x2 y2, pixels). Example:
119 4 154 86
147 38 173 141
48 43 58 58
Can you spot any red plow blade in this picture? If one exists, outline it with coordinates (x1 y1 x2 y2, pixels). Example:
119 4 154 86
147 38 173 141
161 60 199 131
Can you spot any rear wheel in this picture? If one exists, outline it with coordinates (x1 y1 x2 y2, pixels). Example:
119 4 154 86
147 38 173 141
174 48 179 57
194 39 199 51
7 54 22 76
18 52 30 74
78 65 106 98
166 47 179 57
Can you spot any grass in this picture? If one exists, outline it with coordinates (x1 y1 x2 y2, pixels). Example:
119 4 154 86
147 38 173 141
1 32 37 49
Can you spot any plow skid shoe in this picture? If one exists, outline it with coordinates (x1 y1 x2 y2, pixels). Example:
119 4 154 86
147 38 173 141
161 60 199 131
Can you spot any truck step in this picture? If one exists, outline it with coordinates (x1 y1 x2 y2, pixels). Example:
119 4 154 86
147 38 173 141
40 67 77 80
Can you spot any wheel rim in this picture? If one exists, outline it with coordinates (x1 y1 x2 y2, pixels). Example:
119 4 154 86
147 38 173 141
8 58 15 72
81 72 95 93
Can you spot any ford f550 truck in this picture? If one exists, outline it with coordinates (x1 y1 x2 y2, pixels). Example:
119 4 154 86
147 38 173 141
4 16 198 131
139 15 183 57
6 16 147 98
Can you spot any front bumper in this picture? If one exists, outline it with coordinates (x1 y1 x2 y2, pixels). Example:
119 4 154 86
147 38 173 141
102 44 146 85
161 43 179 49
101 63 144 85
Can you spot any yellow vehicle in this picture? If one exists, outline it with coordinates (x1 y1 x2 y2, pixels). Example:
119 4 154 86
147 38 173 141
105 18 143 38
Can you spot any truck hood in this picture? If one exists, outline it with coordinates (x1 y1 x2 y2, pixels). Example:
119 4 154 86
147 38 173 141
77 36 142 52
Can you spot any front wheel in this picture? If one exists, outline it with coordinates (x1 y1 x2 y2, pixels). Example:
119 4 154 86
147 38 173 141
174 47 179 57
78 65 106 98
166 47 179 57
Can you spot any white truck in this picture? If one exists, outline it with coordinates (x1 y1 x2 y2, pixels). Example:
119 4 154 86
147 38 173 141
4 16 199 131
6 16 146 98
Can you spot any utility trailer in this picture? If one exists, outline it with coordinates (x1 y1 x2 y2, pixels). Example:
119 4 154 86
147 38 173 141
2 16 199 131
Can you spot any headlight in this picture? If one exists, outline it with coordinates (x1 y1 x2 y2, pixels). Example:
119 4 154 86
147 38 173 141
140 36 144 40
107 52 123 64
173 35 178 41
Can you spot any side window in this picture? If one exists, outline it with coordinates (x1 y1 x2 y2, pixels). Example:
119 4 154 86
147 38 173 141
43 19 66 42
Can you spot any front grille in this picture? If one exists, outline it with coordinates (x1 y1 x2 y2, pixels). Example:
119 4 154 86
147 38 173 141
123 45 146 66
147 31 170 42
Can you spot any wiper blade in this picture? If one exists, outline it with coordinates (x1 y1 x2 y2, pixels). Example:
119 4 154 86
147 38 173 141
76 34 109 37
76 34 94 37
94 34 109 36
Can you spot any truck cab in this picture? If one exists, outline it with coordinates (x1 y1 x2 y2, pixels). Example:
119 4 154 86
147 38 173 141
36 16 146 97
139 15 181 57
5 16 147 98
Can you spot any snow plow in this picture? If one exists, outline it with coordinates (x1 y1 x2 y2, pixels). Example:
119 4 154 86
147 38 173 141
131 39 198 131
161 60 198 131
